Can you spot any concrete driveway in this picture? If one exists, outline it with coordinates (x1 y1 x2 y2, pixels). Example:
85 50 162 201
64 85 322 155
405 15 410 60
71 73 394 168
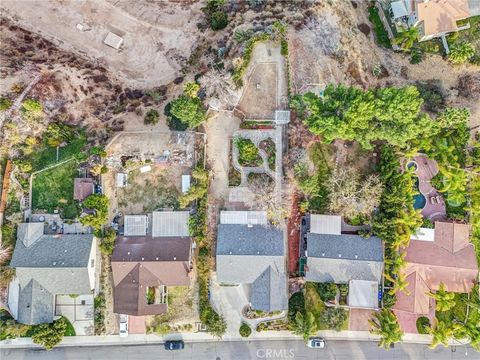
55 295 94 336
210 273 250 336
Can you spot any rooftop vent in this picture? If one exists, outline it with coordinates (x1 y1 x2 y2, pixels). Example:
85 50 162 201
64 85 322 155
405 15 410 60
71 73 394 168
141 257 144 261
127 251 131 255
156 257 159 261
173 256 177 260
355 255 358 259
338 254 342 258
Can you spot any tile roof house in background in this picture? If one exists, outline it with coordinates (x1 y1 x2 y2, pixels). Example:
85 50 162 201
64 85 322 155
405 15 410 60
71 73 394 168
8 223 97 325
73 178 94 201
216 211 288 312
394 221 478 329
385 0 474 52
112 211 192 316
305 214 384 309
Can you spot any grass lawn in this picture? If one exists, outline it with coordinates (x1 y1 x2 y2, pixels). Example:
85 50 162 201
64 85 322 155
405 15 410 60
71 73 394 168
304 282 349 331
368 6 392 49
31 160 80 219
28 133 87 172
63 317 76 336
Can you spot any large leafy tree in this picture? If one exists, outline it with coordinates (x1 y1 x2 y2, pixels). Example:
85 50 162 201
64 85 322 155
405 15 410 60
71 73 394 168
303 85 433 149
170 95 206 128
369 309 403 349
429 319 454 349
80 194 109 230
292 312 317 341
393 26 420 50
428 283 456 312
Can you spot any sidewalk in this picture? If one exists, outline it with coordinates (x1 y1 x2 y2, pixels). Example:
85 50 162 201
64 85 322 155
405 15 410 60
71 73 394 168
0 330 450 349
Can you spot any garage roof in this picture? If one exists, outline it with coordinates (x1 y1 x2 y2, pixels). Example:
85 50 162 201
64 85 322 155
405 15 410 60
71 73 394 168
348 280 379 309
124 215 148 237
151 211 189 237
103 32 124 49
220 211 268 225
310 214 342 235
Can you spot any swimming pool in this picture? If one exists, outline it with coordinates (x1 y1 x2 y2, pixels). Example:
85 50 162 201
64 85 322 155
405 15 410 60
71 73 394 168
413 177 426 209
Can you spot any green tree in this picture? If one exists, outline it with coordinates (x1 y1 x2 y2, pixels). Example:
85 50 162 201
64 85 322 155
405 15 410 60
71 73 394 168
435 107 470 129
0 97 12 111
239 322 252 337
43 123 76 147
80 194 109 230
429 319 454 349
21 98 43 120
169 95 206 128
210 11 228 31
31 317 68 350
369 309 403 349
179 167 209 208
320 307 348 331
144 109 160 125
184 82 200 98
428 283 456 312
316 283 337 302
302 85 432 149
97 227 116 255
448 41 475 64
393 26 420 50
292 312 317 341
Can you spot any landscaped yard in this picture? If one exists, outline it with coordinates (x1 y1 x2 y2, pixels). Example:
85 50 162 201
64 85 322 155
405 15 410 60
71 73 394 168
31 159 80 219
368 5 392 49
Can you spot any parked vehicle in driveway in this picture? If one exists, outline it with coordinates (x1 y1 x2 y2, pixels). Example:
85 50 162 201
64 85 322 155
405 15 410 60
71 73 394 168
119 314 128 337
164 340 185 350
307 337 325 349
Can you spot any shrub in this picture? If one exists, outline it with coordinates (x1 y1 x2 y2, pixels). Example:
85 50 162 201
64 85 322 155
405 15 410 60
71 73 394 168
144 109 160 125
410 48 423 64
164 102 189 131
184 82 200 98
210 11 228 31
448 41 475 64
382 292 397 309
31 317 68 350
316 283 337 302
239 322 252 337
79 194 109 230
281 39 288 56
320 307 348 331
368 6 391 48
235 138 260 166
0 97 12 111
338 284 349 297
288 292 305 322
97 227 116 255
416 316 430 334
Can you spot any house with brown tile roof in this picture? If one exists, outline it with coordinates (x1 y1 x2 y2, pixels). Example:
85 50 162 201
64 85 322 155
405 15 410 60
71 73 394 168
74 178 94 201
394 221 478 332
111 211 192 316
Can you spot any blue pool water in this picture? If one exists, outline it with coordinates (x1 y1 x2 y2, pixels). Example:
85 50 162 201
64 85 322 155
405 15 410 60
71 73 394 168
413 177 426 209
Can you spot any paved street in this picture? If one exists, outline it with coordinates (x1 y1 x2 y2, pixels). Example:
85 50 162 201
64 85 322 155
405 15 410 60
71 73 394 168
1 340 477 360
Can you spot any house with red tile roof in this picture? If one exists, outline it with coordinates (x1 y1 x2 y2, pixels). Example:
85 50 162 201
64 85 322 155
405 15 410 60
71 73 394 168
393 221 478 333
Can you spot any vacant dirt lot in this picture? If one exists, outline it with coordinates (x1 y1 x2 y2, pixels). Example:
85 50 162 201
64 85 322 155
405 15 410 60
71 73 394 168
1 0 203 88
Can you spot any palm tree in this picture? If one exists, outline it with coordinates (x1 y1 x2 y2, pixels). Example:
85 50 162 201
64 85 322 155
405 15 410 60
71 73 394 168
369 309 403 349
428 283 456 312
393 26 420 50
429 319 454 349
386 271 410 296
293 312 317 342
385 251 407 275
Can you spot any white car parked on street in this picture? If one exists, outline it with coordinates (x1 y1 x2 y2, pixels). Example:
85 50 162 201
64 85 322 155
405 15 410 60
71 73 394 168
307 337 325 349
119 314 128 337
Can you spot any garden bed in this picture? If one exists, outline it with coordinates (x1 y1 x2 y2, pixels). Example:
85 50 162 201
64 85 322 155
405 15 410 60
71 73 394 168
243 305 282 319
240 120 274 130
235 137 263 167
256 319 289 332
259 137 276 171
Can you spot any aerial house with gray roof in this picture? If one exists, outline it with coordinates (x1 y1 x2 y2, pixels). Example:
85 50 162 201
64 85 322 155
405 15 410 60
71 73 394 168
304 214 384 309
8 222 97 325
216 211 288 312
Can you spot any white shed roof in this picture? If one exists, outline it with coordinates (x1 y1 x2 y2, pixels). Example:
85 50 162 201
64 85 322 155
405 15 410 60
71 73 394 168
116 173 128 188
391 1 409 18
310 214 342 235
182 175 191 193
103 32 124 49
348 279 379 309
124 215 148 236
220 211 268 225
152 211 189 237
275 110 290 124
412 227 435 242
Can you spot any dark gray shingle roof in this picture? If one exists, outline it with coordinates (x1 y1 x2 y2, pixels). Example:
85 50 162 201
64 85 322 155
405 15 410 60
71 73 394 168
17 279 54 325
251 266 288 312
307 233 383 261
10 234 94 268
217 224 284 256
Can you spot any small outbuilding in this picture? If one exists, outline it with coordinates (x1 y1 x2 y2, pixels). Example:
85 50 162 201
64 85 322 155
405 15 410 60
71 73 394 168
103 32 124 50
116 173 128 188
74 178 95 201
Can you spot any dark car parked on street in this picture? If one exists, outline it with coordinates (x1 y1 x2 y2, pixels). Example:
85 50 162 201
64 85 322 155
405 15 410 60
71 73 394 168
164 340 185 350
